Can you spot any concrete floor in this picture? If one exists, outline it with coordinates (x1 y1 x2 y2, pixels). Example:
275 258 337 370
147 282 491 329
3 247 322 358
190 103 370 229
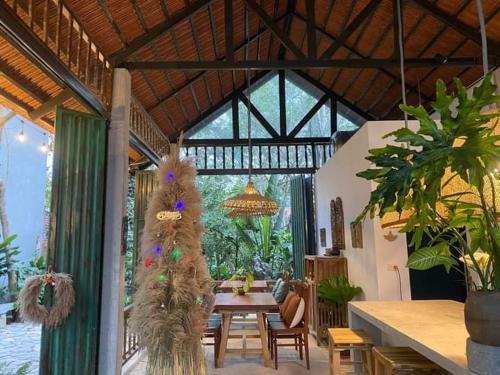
0 323 40 375
124 335 355 375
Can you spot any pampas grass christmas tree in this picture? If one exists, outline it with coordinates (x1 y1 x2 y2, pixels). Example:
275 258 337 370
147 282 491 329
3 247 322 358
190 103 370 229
130 140 214 375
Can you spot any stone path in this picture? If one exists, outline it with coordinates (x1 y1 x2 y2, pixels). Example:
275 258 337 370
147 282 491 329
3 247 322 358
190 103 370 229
0 323 41 375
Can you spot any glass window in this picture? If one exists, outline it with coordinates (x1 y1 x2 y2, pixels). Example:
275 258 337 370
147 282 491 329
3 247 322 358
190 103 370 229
188 105 233 139
238 101 271 139
296 103 331 138
285 78 317 134
248 75 280 134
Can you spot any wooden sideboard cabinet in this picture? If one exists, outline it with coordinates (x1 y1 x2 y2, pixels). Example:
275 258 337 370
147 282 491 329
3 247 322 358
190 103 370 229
305 256 348 346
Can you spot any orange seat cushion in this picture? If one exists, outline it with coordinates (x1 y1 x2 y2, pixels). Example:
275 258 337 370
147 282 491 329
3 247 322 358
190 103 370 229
282 293 301 326
279 291 297 315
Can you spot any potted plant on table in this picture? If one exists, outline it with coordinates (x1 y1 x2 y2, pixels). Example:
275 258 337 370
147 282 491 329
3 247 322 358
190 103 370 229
356 73 500 347
230 271 254 295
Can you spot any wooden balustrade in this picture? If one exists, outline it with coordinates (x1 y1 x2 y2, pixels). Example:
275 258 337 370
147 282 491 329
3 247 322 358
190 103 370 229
130 96 170 159
181 141 332 175
122 305 139 366
5 0 113 109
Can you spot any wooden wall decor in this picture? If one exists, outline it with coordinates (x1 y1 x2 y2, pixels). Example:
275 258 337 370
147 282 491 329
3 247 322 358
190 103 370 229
330 197 345 251
350 221 363 248
320 228 327 247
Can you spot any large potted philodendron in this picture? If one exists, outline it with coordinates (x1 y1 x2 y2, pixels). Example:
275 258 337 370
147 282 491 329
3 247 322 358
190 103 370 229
356 73 500 349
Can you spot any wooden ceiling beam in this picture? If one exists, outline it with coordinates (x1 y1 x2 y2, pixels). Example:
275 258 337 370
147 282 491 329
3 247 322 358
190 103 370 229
224 0 233 63
409 0 500 57
122 57 492 70
0 111 15 127
146 15 289 112
29 88 74 121
113 0 214 65
320 0 382 59
0 64 49 103
305 0 316 59
244 0 306 59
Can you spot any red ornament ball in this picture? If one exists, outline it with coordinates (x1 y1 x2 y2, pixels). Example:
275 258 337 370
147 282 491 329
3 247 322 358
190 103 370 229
166 224 176 235
145 257 153 268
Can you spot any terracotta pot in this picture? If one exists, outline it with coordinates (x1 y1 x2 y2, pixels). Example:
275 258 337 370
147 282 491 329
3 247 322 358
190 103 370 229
464 291 500 346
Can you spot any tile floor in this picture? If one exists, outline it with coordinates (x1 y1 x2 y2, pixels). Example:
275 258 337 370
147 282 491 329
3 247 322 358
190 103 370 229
125 335 355 375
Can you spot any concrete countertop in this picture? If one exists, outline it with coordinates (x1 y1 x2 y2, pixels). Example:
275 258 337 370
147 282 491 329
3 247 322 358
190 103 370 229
349 300 471 375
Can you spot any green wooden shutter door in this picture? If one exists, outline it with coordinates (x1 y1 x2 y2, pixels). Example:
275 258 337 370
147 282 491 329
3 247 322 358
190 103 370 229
291 176 306 279
290 175 316 280
133 171 157 267
40 107 107 375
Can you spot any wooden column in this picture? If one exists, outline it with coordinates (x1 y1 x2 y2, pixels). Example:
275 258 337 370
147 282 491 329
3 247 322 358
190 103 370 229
40 107 107 375
98 68 130 374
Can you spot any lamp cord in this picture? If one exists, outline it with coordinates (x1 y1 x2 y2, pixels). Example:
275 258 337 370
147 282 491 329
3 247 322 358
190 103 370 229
475 0 488 76
396 0 408 129
245 3 252 181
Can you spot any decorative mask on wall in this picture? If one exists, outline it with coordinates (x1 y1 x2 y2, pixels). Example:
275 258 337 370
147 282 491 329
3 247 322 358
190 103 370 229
330 197 345 251
350 221 363 248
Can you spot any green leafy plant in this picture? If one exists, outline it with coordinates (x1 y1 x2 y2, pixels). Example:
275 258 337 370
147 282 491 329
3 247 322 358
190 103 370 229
0 234 19 302
12 255 46 311
317 276 363 305
0 235 19 277
357 73 500 291
0 362 32 375
230 271 254 294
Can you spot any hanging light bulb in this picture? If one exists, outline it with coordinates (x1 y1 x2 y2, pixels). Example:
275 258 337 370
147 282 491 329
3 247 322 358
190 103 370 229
17 130 26 142
40 143 48 153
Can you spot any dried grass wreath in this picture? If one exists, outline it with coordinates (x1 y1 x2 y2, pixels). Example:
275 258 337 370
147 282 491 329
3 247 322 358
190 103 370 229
18 271 75 328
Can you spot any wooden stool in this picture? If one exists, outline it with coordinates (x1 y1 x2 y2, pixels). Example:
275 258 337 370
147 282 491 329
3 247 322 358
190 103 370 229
328 328 374 375
372 347 444 375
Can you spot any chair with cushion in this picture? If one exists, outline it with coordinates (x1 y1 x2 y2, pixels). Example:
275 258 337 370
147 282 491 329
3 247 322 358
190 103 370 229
268 281 310 370
271 272 290 304
203 314 222 367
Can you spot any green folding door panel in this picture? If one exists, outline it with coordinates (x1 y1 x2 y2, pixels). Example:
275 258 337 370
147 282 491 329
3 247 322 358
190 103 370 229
133 171 157 267
40 107 107 375
290 176 306 279
290 175 316 280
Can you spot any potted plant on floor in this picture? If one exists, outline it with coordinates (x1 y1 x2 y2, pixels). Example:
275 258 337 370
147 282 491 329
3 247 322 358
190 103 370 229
317 276 363 328
356 73 500 347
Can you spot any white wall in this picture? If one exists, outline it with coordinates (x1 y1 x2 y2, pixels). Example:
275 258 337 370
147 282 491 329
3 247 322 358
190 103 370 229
315 121 412 301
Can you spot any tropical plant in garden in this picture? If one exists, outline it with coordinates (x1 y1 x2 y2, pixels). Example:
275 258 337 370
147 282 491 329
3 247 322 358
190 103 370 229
0 235 19 302
356 73 500 345
199 174 292 279
317 276 363 305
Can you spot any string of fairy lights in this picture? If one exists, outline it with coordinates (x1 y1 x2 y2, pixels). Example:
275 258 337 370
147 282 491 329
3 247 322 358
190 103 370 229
14 118 52 154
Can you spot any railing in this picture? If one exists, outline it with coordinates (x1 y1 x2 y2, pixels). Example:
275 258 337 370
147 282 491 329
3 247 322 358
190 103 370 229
122 305 139 366
5 0 113 109
181 141 333 175
130 96 170 159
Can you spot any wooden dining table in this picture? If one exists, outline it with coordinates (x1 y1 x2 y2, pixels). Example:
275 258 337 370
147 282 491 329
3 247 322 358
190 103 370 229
213 292 279 368
218 280 268 293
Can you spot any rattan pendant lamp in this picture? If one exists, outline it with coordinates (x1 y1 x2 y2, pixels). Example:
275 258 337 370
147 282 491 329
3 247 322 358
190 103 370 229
222 4 278 218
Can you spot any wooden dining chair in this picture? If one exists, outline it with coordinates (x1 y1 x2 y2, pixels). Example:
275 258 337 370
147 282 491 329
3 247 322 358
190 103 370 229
268 281 310 370
203 314 222 367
